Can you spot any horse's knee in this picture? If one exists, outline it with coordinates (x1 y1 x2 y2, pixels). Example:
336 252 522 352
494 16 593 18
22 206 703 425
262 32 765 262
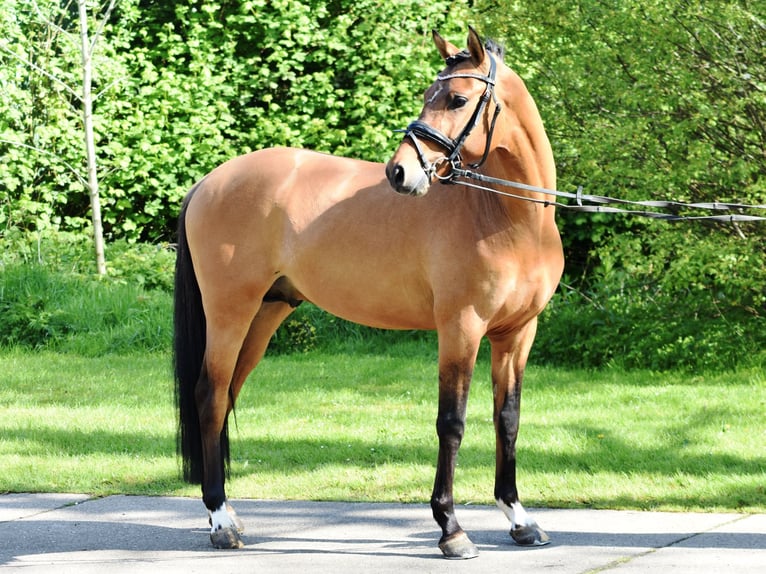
430 491 452 517
435 411 465 443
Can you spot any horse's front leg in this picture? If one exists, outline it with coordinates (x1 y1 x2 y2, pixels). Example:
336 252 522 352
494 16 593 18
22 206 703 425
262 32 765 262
490 320 550 546
431 329 482 559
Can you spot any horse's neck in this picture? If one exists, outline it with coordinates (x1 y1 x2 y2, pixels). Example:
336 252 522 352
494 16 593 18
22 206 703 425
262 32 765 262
477 150 555 232
479 100 558 229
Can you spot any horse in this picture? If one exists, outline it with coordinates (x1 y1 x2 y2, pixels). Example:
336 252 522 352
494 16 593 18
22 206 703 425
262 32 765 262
173 26 564 560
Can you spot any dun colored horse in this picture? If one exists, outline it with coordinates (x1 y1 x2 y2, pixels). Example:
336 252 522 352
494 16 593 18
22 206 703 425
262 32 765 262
174 27 564 559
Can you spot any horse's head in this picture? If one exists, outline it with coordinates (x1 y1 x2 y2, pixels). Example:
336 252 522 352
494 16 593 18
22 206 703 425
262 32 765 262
386 27 506 196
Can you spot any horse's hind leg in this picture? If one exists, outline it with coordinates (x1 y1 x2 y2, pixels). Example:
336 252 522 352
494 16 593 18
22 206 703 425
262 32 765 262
230 301 296 404
195 305 252 549
490 318 550 546
205 300 295 548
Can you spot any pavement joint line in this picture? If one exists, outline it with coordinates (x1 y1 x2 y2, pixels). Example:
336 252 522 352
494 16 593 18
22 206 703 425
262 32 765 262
581 512 751 574
0 494 99 525
662 512 753 548
582 551 651 574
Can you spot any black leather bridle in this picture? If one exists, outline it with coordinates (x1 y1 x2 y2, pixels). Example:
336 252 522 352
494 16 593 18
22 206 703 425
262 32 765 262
399 52 502 181
395 53 766 223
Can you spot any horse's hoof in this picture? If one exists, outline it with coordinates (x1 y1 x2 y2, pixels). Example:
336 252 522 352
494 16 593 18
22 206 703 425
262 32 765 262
211 526 244 549
439 531 479 559
510 523 550 546
227 503 245 534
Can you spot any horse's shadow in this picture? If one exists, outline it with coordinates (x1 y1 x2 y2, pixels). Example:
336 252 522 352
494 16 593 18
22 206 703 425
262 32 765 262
2 498 763 568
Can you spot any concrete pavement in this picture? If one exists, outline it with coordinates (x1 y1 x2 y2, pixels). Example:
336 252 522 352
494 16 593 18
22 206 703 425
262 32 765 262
1 494 764 573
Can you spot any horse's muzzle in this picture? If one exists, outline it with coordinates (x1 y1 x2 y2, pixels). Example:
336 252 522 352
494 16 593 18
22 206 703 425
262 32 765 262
385 161 430 196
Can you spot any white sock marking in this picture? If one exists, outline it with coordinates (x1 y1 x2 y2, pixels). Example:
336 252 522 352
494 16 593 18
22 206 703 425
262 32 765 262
209 502 237 533
496 499 537 529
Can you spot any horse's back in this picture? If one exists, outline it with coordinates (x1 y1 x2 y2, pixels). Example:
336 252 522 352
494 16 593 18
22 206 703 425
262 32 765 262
202 146 384 201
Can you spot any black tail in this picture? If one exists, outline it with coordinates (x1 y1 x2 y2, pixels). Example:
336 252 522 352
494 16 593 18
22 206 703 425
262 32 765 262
173 185 230 484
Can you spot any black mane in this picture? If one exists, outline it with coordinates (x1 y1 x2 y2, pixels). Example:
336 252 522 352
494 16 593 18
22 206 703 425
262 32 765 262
445 38 505 67
485 38 505 59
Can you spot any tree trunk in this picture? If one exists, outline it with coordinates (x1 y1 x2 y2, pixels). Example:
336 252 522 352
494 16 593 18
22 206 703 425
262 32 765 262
78 0 106 276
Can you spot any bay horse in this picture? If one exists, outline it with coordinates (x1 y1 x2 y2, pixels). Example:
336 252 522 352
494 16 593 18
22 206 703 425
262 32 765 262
174 27 564 559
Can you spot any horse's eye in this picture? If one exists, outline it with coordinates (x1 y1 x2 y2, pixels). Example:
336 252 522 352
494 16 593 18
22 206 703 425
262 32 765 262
448 95 469 110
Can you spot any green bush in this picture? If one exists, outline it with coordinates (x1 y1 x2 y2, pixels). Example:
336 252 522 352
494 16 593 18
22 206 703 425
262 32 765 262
1 232 761 371
0 265 74 347
535 277 765 372
268 311 319 355
105 240 175 291
0 232 173 354
0 261 173 354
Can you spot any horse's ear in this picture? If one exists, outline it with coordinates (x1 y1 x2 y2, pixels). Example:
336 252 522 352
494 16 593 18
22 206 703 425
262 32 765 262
432 29 460 61
467 26 486 67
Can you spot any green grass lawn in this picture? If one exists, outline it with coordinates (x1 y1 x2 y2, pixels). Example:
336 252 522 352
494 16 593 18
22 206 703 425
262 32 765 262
1 348 764 513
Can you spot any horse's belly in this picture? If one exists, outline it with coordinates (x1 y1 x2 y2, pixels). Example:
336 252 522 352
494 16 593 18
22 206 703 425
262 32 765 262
291 267 436 331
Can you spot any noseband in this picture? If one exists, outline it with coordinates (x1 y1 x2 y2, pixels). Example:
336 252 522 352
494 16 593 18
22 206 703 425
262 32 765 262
400 52 502 180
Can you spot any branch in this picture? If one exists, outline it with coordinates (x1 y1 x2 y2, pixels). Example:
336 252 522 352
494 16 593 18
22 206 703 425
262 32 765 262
89 0 119 56
0 138 87 187
94 76 127 101
0 41 81 101
31 0 69 39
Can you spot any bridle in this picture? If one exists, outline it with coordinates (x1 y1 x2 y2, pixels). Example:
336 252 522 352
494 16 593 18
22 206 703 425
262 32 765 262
396 52 766 223
399 52 502 181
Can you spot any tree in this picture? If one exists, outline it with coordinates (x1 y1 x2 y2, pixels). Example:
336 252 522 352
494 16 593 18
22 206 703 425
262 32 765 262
1 0 121 274
78 0 118 275
475 0 765 369
477 1 765 288
1 0 471 244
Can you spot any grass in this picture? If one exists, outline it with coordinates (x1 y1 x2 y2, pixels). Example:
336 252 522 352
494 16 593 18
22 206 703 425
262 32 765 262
1 347 764 513
0 263 172 355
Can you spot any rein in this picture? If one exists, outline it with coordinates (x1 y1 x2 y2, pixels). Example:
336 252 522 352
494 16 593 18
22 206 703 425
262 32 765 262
447 166 766 223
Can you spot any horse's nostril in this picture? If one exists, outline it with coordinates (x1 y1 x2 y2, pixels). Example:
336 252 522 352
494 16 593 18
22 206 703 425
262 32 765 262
386 163 407 191
393 165 405 188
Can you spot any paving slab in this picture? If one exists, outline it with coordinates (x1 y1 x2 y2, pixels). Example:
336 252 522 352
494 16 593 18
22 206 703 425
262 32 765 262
0 495 763 573
0 494 90 523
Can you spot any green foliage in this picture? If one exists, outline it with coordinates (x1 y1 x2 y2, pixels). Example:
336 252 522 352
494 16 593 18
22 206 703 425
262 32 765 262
0 234 173 354
0 0 87 234
1 0 468 242
535 227 765 371
536 285 765 372
0 230 761 371
269 312 319 354
477 0 765 275
105 240 176 291
0 265 73 347
2 1 764 369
